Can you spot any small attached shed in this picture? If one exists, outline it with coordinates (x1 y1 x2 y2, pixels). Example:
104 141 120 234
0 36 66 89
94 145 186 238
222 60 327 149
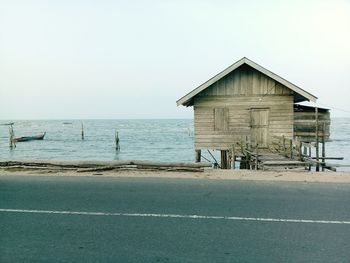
294 104 330 142
177 57 330 164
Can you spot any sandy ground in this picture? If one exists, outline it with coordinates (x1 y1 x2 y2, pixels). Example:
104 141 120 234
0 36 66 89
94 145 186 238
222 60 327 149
1 168 350 183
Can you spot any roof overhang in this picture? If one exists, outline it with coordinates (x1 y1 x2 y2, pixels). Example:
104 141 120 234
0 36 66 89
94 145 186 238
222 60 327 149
295 101 330 112
177 57 317 107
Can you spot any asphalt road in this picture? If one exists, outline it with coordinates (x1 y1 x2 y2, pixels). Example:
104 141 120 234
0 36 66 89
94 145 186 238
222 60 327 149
1 175 350 263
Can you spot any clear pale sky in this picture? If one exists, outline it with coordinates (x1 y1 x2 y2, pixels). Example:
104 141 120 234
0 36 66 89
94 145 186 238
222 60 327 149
1 0 349 119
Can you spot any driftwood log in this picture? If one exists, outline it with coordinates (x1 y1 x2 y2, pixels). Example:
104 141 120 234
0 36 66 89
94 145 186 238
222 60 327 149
0 160 211 173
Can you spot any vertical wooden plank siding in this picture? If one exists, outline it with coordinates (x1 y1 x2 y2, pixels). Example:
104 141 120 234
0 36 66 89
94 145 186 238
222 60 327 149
194 65 294 150
251 109 269 147
214 108 229 131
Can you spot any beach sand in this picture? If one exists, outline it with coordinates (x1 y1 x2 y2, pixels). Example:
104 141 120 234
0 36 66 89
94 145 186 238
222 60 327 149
1 168 350 183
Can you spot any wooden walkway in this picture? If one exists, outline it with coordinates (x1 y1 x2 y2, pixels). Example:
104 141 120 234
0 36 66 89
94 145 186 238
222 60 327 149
248 150 309 171
220 136 340 171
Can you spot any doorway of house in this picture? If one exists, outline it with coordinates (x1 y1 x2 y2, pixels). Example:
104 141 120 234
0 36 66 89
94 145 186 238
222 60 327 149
250 108 269 148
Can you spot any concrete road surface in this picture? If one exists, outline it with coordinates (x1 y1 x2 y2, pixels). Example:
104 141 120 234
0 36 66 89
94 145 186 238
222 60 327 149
1 175 350 262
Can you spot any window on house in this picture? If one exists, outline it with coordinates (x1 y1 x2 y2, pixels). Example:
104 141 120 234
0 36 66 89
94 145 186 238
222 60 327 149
214 108 229 131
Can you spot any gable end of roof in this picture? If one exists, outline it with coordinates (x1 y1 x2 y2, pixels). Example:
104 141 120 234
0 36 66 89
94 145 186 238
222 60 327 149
177 57 317 106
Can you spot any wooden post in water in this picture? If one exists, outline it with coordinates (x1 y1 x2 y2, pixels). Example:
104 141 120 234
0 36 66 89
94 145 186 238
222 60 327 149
81 123 85 140
8 125 15 149
9 126 12 148
115 129 120 152
315 107 319 172
195 150 201 163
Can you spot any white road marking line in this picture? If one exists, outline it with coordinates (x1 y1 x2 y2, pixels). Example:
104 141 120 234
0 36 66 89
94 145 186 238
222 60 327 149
0 208 349 225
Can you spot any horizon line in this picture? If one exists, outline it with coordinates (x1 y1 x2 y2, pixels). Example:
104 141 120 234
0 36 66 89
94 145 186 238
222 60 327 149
0 117 195 121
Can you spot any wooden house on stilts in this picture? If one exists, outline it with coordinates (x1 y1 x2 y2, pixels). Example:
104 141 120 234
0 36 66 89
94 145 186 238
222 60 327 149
177 57 331 170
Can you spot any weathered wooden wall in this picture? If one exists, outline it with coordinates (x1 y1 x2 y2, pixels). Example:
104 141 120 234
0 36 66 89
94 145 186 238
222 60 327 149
194 65 294 150
294 110 331 142
199 64 293 97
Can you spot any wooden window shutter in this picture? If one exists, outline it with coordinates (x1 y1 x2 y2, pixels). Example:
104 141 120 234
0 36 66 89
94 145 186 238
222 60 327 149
214 108 229 131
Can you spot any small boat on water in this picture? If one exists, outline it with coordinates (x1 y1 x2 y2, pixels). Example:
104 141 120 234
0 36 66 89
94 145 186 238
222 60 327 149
13 132 46 143
1 122 14 126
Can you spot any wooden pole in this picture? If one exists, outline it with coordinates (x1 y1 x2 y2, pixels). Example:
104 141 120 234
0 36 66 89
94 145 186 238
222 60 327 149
322 122 326 171
227 150 230 169
308 145 312 171
289 139 293 159
231 144 235 170
195 150 201 163
282 136 286 157
246 151 251 170
255 144 259 170
115 129 120 151
315 107 319 172
226 150 231 169
246 136 250 169
81 123 85 140
303 145 307 156
221 150 227 169
220 150 224 169
13 126 16 148
240 141 246 169
9 126 14 149
9 126 12 148
297 138 302 161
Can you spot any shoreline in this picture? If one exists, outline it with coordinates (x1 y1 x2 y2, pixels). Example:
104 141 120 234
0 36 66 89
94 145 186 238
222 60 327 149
2 168 350 183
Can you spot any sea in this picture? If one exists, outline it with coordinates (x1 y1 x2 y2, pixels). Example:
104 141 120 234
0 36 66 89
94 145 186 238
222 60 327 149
0 119 349 171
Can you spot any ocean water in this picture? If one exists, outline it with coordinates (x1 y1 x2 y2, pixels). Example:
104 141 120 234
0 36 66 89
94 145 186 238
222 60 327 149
0 118 349 171
326 118 350 171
